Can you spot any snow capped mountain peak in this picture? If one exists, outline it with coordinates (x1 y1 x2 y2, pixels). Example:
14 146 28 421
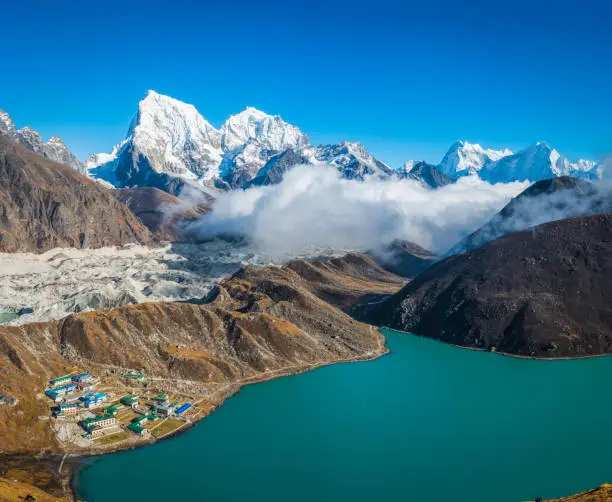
133 90 221 150
0 110 16 136
396 160 416 176
48 136 65 146
15 126 46 154
438 140 513 178
216 106 311 188
89 90 223 190
480 141 598 183
220 107 309 154
0 110 85 173
314 141 394 181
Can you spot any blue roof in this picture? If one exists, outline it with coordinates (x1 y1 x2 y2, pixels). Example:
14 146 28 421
94 393 106 399
53 383 77 392
175 403 192 415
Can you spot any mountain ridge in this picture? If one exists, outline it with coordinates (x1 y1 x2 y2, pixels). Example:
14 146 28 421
358 212 612 358
86 91 602 194
0 135 153 252
2 93 602 195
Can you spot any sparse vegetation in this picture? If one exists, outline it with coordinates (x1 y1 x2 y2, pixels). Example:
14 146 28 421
151 418 185 438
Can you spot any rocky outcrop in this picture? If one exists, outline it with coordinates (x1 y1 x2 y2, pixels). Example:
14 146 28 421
360 213 612 357
0 136 153 252
397 161 454 188
0 110 84 173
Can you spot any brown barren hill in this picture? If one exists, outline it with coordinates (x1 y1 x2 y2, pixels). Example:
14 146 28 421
0 136 152 252
113 186 212 241
0 252 402 457
359 213 612 357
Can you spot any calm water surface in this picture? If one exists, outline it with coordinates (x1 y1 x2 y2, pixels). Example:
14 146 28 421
76 330 612 501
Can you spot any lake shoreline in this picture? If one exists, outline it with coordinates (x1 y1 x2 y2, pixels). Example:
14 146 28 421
72 329 612 502
379 326 612 361
69 327 389 500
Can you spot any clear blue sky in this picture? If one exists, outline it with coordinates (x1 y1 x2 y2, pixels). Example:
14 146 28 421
1 0 610 166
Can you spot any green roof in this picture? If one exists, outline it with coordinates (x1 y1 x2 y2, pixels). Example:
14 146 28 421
153 394 168 401
83 413 115 429
120 394 138 403
128 423 144 433
125 372 144 379
50 375 72 383
132 415 148 423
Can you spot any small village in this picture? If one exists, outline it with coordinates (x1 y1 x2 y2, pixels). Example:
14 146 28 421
45 369 201 446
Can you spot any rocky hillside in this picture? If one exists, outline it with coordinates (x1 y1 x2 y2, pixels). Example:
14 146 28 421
0 109 84 174
369 240 437 278
359 213 612 357
0 252 403 456
451 177 611 254
543 484 612 501
0 136 153 252
113 187 211 241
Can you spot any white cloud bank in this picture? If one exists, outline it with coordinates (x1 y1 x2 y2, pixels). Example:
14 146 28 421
189 166 528 256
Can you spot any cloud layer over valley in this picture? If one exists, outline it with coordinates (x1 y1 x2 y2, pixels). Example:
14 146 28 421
189 166 529 256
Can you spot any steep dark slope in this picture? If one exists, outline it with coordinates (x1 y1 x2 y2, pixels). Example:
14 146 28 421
360 213 612 357
245 149 307 188
404 161 454 188
0 136 152 252
369 240 437 278
451 176 611 254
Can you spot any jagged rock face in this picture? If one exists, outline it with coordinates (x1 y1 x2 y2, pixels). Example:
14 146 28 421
450 176 612 254
221 106 309 153
0 110 85 173
129 91 222 180
0 111 15 136
0 136 152 252
360 213 612 357
87 92 395 192
245 148 310 187
88 91 223 192
314 142 394 181
396 161 453 188
438 140 512 178
218 108 310 189
0 252 399 454
44 136 86 174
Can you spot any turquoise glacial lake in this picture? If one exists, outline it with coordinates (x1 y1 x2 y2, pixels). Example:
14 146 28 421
76 329 612 501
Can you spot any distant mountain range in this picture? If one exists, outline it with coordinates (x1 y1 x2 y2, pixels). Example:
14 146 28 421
1 91 605 195
0 110 85 174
